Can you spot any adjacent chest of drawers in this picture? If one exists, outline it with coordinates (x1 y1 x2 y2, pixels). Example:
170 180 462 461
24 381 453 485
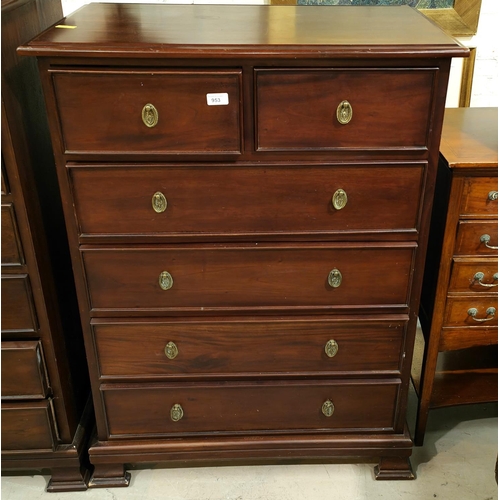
414 107 498 445
21 3 467 484
1 0 90 491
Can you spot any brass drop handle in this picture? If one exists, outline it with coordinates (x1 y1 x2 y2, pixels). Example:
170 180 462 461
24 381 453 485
332 189 348 210
170 404 184 422
325 339 339 358
142 103 159 127
480 234 498 250
336 100 352 125
488 191 498 201
164 341 178 359
467 307 496 322
152 192 167 213
328 268 342 288
322 400 335 417
472 272 498 288
159 271 173 290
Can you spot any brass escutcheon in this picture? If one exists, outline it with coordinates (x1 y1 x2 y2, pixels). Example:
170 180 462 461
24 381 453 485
159 271 173 291
332 189 348 210
325 339 339 358
322 400 335 417
164 341 178 359
152 191 167 213
170 403 183 422
142 103 159 128
336 100 352 125
328 268 342 288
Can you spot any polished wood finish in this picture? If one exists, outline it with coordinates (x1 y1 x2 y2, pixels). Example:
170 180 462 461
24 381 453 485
22 3 466 483
1 0 90 490
414 107 498 446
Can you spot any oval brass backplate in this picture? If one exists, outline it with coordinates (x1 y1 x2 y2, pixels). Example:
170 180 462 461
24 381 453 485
170 404 183 422
164 341 178 360
332 189 348 210
322 400 335 417
325 339 339 358
159 271 173 291
152 191 167 213
328 268 342 288
336 100 352 125
142 103 159 128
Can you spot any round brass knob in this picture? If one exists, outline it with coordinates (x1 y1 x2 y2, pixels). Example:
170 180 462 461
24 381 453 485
142 103 159 128
159 271 173 291
332 189 348 210
328 268 342 288
164 341 178 359
322 400 335 417
488 191 498 201
325 339 339 358
336 100 352 125
170 404 183 422
152 192 167 213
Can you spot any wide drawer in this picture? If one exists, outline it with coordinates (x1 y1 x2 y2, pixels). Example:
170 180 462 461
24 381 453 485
1 341 49 399
82 244 415 312
1 204 24 266
460 177 498 218
51 69 242 155
443 296 498 327
1 275 38 333
102 380 399 437
70 163 424 239
455 221 498 256
449 258 498 293
255 68 435 151
93 317 406 379
1 400 57 450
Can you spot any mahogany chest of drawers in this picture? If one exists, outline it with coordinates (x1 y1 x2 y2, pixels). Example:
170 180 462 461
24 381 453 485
414 107 498 445
20 3 467 484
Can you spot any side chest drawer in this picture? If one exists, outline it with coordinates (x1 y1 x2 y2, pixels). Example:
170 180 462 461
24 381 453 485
1 204 24 266
1 275 38 334
51 69 242 155
70 164 424 238
460 177 498 217
455 221 498 256
1 340 49 399
255 68 435 151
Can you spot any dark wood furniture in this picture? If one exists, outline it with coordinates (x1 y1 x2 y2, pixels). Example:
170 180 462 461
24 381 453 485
1 0 90 491
413 107 498 446
20 3 467 484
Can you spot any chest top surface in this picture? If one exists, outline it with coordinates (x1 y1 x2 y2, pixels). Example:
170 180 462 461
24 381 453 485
440 107 498 169
18 3 467 59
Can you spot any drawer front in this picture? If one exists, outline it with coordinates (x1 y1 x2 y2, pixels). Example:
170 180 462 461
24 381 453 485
52 70 242 155
1 275 38 333
255 68 434 151
70 164 424 238
449 259 498 293
455 221 498 256
93 318 406 379
82 245 414 312
1 204 24 266
460 177 498 217
102 380 399 437
443 297 498 327
1 341 49 399
1 400 57 450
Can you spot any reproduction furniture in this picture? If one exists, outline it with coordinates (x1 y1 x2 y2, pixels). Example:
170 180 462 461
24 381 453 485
1 0 90 491
20 4 467 484
413 107 498 446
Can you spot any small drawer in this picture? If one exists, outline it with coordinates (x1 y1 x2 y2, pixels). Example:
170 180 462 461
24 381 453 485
1 156 9 195
443 297 498 327
1 341 49 399
93 317 406 379
455 221 498 256
439 327 498 351
70 163 424 239
449 258 498 293
1 400 58 450
460 177 498 218
1 204 24 266
255 68 435 151
52 69 242 155
82 244 415 313
102 380 399 438
1 275 38 334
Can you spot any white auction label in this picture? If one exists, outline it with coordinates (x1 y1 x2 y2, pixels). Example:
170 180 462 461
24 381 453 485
206 93 229 106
